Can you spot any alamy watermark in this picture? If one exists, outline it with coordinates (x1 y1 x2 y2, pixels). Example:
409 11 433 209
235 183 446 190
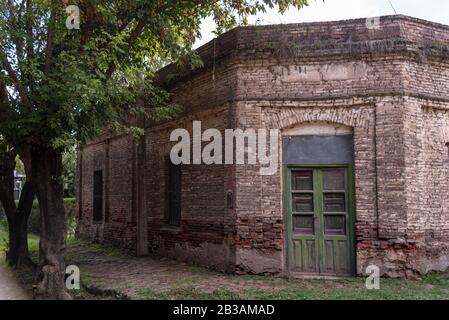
170 121 279 175
365 265 380 290
65 5 80 30
366 16 381 30
65 265 80 290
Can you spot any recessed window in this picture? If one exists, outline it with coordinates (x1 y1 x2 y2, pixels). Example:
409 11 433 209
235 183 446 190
93 170 103 222
166 160 181 225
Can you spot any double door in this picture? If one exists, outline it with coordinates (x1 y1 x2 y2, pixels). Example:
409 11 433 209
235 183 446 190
285 166 355 276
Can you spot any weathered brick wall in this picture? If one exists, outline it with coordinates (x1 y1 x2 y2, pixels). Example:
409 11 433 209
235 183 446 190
223 16 449 277
157 31 239 114
404 98 449 272
232 99 377 274
144 107 236 271
76 134 137 251
77 15 449 277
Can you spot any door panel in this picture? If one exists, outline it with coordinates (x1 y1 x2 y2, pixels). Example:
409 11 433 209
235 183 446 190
322 240 335 273
291 239 318 273
336 240 349 274
304 240 318 273
286 167 354 276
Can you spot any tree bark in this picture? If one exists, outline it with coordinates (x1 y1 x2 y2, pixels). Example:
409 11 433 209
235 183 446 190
33 146 71 300
0 149 35 267
5 181 35 266
7 215 30 266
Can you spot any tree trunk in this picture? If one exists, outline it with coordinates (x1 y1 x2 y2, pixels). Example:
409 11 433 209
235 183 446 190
6 212 32 266
6 181 36 266
33 146 71 300
0 150 35 267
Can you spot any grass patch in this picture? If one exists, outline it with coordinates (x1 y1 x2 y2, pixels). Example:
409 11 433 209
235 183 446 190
2 225 449 300
64 237 125 265
0 220 8 267
0 226 39 297
0 227 120 300
422 272 449 286
27 234 40 262
138 273 449 300
138 287 241 300
238 276 449 300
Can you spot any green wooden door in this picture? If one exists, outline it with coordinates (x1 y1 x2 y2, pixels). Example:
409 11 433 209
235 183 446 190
285 166 355 276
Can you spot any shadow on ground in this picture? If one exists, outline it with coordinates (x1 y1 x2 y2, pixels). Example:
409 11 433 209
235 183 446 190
63 239 449 300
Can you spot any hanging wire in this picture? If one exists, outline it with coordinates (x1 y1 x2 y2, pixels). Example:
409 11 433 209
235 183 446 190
273 11 285 25
212 37 216 81
388 0 398 14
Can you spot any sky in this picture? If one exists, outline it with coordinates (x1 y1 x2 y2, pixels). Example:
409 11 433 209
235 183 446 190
195 0 449 48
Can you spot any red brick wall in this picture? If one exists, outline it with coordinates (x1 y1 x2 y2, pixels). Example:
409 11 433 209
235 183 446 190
144 107 235 271
77 15 449 277
77 134 137 251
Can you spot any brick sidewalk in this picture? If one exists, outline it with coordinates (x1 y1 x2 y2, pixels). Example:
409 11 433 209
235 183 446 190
65 239 449 300
67 239 295 299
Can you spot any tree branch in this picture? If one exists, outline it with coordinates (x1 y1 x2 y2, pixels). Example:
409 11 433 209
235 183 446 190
105 19 147 80
44 6 54 76
25 0 34 93
5 0 25 78
0 78 9 123
0 50 33 111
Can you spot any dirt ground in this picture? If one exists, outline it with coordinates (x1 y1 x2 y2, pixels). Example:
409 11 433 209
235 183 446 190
0 264 30 300
62 239 449 300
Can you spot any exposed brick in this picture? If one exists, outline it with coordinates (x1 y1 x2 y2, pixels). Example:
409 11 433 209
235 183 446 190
77 15 449 277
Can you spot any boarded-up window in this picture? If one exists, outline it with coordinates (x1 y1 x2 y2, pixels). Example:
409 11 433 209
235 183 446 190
93 170 103 222
166 160 181 225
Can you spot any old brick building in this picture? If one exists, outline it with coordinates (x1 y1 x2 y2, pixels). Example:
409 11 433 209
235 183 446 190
77 15 449 277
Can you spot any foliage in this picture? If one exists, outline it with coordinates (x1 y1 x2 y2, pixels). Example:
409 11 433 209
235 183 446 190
27 198 76 236
0 0 310 151
66 213 76 240
14 156 25 176
65 197 77 239
62 149 76 198
0 0 309 297
64 197 76 204
27 199 40 234
0 218 10 262
0 202 5 220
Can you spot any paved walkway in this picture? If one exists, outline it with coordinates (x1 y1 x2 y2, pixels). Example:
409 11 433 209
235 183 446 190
0 265 30 300
65 240 449 300
66 240 352 299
